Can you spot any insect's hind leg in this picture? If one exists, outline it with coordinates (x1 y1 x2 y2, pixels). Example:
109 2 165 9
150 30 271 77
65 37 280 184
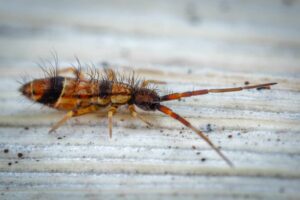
49 105 99 133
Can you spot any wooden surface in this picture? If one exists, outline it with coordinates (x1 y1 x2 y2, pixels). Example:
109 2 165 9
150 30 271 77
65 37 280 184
0 0 300 199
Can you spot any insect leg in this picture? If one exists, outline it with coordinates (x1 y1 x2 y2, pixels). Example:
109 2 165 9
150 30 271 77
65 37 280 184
160 82 277 101
157 104 234 167
128 105 153 126
49 105 99 133
141 80 166 88
108 106 118 138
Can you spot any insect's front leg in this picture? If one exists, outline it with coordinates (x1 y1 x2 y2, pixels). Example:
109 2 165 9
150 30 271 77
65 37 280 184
128 105 152 126
49 105 99 133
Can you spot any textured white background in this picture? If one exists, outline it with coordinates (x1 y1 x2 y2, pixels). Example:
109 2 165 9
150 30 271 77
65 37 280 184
0 0 299 199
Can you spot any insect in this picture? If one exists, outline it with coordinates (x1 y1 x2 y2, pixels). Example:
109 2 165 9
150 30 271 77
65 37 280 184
19 63 277 167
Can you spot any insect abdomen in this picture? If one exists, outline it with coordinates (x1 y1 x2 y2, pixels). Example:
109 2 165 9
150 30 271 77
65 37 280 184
37 77 65 105
20 76 66 107
21 76 133 110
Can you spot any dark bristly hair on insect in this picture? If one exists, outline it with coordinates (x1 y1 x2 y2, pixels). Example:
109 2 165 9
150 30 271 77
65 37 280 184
19 58 277 167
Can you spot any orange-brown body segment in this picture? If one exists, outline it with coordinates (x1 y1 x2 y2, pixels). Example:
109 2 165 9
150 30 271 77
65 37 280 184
20 76 134 111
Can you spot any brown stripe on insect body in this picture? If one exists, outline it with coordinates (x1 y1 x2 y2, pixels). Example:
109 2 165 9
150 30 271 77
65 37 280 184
19 76 65 106
19 63 277 167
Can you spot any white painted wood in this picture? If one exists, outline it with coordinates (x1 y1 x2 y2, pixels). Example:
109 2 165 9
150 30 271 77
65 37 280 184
0 0 299 199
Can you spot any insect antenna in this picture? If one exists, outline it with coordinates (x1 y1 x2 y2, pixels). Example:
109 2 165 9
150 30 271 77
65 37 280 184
160 82 277 101
156 104 234 167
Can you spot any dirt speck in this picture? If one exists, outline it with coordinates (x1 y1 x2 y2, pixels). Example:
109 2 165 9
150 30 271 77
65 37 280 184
206 124 213 132
244 81 250 85
192 145 196 150
228 135 233 139
57 137 62 140
4 149 9 153
17 153 23 158
257 86 270 90
8 162 12 166
201 158 206 162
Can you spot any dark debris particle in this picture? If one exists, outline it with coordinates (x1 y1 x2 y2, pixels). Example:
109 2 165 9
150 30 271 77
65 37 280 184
228 135 233 139
196 152 201 155
192 145 196 150
168 146 171 149
57 137 62 140
244 81 250 85
206 124 213 132
257 86 271 90
24 126 29 130
4 149 9 153
201 158 206 162
8 162 12 166
14 161 18 164
17 153 23 158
